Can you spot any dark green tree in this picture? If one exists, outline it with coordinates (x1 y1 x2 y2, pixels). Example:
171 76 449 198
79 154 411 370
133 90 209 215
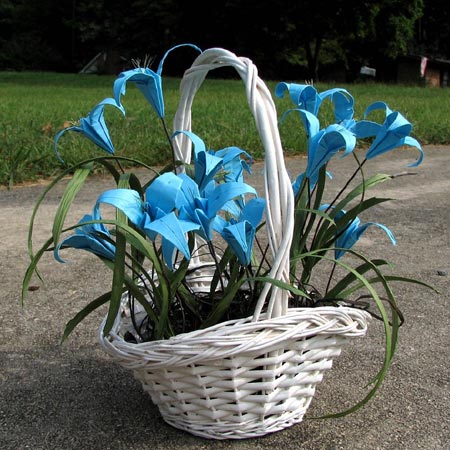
0 0 425 78
414 0 450 59
260 0 424 81
0 0 76 70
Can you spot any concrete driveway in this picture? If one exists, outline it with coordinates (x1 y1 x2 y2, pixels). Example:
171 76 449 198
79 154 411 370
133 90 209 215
0 145 448 450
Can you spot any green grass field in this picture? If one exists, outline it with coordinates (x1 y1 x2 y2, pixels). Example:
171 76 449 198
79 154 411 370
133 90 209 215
1 71 450 187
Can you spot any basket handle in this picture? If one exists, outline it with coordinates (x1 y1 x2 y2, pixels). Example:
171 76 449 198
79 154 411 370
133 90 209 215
172 48 294 320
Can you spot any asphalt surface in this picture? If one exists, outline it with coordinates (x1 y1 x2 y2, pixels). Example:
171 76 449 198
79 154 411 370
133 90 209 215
0 146 449 450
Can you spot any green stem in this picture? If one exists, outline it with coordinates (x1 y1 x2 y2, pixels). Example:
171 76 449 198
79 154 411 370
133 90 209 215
312 156 367 246
207 241 225 294
160 117 177 172
325 261 337 296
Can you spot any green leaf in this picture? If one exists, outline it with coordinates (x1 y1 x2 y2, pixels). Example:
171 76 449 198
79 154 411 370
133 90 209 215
337 274 439 298
27 155 155 261
311 166 328 210
333 173 392 213
326 259 392 298
62 291 113 342
300 247 425 419
102 230 126 336
102 202 127 335
52 164 93 246
248 276 310 297
201 264 244 328
210 246 234 294
22 236 55 304
312 257 393 418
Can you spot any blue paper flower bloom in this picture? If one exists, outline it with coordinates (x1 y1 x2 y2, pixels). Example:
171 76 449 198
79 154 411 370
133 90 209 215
321 205 397 260
54 98 122 161
177 173 257 242
94 183 199 269
144 173 200 268
212 146 252 183
215 198 266 266
113 44 201 119
275 83 354 122
54 214 115 262
335 217 396 260
291 111 356 194
363 102 424 166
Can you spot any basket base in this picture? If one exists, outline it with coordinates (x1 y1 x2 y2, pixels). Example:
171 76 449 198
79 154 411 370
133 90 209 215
135 367 318 440
131 346 339 440
161 408 309 440
101 306 370 439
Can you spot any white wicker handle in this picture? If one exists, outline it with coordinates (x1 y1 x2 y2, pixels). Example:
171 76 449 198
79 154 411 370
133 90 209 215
172 48 295 320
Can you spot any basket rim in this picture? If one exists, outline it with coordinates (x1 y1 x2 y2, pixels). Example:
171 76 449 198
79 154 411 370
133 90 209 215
99 305 371 367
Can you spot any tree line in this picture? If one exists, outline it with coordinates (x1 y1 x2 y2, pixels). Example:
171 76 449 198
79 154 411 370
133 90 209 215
1 0 448 81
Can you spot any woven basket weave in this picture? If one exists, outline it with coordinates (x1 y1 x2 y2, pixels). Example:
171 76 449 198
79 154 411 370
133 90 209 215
99 48 371 439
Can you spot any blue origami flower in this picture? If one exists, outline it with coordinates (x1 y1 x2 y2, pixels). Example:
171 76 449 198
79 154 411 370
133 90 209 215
177 173 257 241
114 44 201 118
172 131 223 191
143 173 200 268
275 82 354 122
214 198 266 266
321 205 396 260
212 146 252 183
144 211 199 269
363 102 423 166
335 217 396 260
172 131 252 192
94 182 199 269
291 110 356 194
54 214 115 262
54 98 122 161
95 188 146 228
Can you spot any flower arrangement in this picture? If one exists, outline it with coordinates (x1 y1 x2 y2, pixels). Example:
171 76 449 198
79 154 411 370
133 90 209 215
23 45 434 429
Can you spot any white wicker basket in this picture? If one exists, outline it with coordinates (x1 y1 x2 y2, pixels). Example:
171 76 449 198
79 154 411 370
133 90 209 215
99 48 371 439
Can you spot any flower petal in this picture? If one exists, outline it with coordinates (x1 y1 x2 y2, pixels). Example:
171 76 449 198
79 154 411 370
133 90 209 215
213 146 253 182
287 108 320 137
156 43 202 74
54 98 121 161
54 214 115 262
207 182 257 217
335 219 396 259
306 124 356 180
95 189 145 227
318 88 354 122
114 68 164 117
145 172 183 215
145 212 198 268
275 82 319 114
365 111 423 165
363 101 393 118
350 119 381 139
221 220 255 266
240 197 266 228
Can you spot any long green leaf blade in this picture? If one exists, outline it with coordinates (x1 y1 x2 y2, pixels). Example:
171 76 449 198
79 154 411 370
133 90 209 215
52 164 93 246
62 291 112 342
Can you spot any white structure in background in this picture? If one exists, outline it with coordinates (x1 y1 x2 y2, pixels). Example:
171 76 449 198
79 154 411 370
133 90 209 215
360 66 376 77
79 52 104 74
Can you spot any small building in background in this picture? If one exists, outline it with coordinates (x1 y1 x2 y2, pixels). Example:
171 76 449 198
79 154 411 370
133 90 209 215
79 50 128 75
397 55 450 87
360 66 376 78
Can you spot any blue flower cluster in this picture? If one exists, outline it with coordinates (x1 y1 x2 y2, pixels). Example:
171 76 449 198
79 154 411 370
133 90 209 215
276 82 422 261
53 45 423 271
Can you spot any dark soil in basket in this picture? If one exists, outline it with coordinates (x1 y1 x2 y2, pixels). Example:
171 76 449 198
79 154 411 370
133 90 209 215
123 288 259 342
